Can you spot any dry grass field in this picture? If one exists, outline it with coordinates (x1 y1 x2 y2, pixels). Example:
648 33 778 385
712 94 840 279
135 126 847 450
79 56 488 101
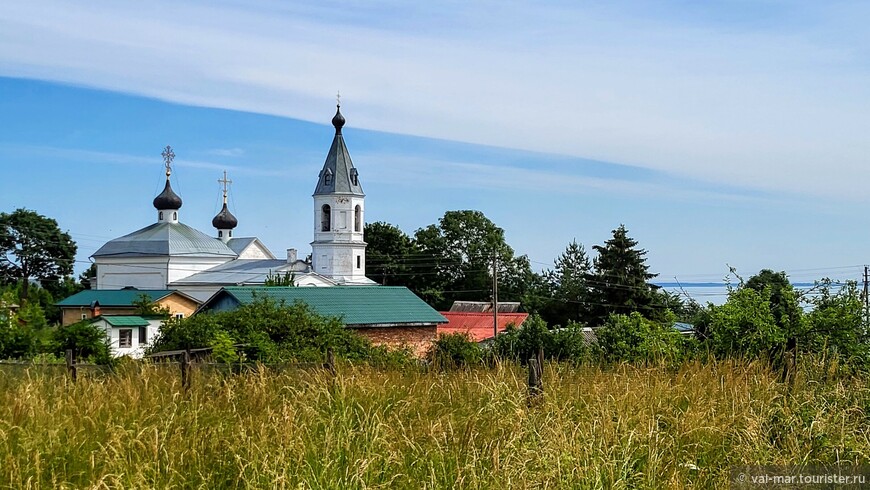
1 360 868 489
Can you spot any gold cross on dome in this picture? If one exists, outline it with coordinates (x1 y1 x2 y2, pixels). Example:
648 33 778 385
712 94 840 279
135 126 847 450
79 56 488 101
218 170 232 202
161 145 175 176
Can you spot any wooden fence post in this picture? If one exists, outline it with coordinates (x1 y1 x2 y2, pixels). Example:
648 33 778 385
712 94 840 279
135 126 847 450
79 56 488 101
326 348 336 375
66 349 77 383
181 350 191 391
528 357 543 403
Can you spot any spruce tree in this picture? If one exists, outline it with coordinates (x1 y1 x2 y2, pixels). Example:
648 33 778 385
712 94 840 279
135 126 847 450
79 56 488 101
590 225 657 325
549 240 593 326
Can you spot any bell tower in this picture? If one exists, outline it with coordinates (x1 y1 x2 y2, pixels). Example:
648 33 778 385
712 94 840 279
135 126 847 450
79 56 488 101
311 99 367 283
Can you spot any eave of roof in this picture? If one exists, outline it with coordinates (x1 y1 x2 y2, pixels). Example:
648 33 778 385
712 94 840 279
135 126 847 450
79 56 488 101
92 222 237 258
201 286 446 326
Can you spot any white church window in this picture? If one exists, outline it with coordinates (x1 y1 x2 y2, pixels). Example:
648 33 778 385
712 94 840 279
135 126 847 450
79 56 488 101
173 212 177 221
351 169 358 186
320 255 327 270
159 212 164 220
321 205 331 231
339 211 347 229
218 231 223 238
354 205 361 232
324 169 333 186
357 255 361 269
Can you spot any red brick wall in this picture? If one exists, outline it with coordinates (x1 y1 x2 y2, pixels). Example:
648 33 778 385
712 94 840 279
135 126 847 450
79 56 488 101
352 325 437 358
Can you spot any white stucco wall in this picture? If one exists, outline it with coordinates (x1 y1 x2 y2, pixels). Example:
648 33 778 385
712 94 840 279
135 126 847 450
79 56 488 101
98 318 163 358
95 257 169 290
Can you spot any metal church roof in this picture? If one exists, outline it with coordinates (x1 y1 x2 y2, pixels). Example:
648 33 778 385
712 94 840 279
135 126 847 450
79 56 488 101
92 222 237 258
170 259 301 286
313 105 364 196
200 286 446 327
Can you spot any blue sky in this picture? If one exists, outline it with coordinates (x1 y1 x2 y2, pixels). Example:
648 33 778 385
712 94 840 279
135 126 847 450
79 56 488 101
1 1 869 300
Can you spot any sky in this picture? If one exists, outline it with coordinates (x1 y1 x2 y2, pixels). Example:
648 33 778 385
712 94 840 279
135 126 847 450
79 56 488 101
1 0 869 302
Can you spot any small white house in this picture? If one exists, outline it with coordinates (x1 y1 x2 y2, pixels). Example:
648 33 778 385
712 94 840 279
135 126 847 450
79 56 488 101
91 315 164 358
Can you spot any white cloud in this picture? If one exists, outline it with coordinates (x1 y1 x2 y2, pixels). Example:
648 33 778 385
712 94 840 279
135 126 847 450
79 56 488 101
1 0 868 198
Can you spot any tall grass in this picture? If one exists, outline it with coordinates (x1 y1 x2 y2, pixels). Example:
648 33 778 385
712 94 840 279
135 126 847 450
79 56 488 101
1 359 869 488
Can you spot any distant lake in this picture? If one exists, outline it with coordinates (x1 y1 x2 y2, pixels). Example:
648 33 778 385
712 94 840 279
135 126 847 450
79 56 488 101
653 282 831 306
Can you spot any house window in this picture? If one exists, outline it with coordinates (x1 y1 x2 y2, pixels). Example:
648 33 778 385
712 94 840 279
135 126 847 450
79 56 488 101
174 313 184 319
354 205 361 232
119 329 133 349
321 204 331 231
139 327 148 344
357 255 361 269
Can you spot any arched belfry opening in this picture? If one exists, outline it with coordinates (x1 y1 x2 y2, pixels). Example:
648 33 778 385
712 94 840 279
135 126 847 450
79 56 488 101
321 204 331 232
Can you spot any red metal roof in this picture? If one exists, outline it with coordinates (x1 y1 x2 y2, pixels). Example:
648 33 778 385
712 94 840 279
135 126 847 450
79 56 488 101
437 312 529 342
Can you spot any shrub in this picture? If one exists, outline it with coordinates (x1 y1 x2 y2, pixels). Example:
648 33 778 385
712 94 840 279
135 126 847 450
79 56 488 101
595 312 687 364
547 322 590 362
426 332 483 368
52 321 111 364
148 297 398 364
492 313 550 362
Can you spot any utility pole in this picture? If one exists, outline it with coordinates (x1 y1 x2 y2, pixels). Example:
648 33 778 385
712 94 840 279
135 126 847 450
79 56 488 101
864 265 869 323
492 253 499 339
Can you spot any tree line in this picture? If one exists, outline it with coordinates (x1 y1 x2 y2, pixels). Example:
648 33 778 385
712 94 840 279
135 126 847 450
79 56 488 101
1 207 868 372
371 210 870 371
365 210 674 327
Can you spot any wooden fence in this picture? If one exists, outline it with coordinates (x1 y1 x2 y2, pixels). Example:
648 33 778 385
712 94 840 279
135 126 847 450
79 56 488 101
1 348 545 400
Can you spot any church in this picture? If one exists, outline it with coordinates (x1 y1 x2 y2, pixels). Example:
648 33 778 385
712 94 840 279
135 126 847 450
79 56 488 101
91 104 377 302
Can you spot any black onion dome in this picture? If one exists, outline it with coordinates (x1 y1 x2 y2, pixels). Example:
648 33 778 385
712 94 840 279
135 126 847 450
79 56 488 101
211 203 238 229
152 179 183 210
332 105 345 134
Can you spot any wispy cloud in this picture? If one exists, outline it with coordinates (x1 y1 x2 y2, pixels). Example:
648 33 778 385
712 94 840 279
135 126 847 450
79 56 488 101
0 144 291 177
359 150 779 206
207 148 246 158
1 0 868 198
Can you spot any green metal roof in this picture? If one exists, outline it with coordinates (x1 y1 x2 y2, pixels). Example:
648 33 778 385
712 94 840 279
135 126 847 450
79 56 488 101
206 286 446 326
57 289 175 307
101 316 150 327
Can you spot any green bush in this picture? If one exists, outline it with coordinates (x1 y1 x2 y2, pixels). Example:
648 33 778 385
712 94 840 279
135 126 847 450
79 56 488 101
426 332 483 368
52 321 111 364
547 322 590 362
492 313 550 362
149 297 408 364
595 312 687 364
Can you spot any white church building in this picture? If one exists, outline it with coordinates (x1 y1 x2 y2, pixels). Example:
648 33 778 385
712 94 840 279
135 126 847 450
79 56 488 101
91 104 376 301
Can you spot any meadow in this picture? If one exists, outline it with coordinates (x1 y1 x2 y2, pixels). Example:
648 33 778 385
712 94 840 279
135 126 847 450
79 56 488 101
0 360 868 489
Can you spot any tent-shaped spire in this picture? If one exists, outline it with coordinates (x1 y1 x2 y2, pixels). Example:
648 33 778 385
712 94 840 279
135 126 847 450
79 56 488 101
313 105 364 196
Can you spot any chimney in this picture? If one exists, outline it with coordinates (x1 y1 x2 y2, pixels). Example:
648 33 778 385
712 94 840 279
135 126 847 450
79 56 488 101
90 301 101 318
287 248 297 264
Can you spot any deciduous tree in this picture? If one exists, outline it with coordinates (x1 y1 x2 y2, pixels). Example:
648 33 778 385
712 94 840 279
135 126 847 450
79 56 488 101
0 209 76 301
